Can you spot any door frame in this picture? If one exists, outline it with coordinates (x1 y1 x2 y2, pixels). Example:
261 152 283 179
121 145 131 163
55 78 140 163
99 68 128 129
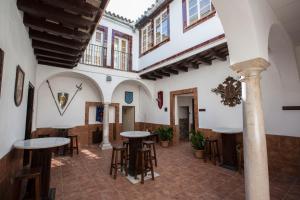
170 88 199 143
122 106 135 131
23 82 35 166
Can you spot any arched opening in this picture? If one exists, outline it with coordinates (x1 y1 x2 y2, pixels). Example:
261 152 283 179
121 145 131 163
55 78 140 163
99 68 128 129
36 71 104 129
111 79 153 132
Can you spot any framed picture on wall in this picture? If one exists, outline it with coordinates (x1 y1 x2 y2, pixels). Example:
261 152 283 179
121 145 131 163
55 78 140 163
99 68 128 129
14 65 25 106
0 48 4 96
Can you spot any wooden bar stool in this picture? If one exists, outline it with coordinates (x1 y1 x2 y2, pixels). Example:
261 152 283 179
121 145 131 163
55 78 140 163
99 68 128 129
110 144 128 179
14 168 41 200
67 135 79 156
123 140 130 161
204 138 221 165
142 140 158 167
134 147 154 184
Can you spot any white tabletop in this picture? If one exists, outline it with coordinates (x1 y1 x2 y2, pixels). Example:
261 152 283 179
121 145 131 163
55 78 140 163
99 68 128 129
212 127 243 134
120 131 151 138
14 137 70 150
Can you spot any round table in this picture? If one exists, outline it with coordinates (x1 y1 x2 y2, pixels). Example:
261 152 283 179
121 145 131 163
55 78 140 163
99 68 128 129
14 137 70 200
213 127 243 170
120 131 150 176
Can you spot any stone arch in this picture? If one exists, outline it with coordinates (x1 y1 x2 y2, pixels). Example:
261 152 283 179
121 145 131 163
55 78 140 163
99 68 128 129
110 79 153 102
37 71 104 101
212 0 278 64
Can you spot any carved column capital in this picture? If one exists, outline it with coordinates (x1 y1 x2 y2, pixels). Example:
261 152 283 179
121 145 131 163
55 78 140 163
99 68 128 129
230 57 270 77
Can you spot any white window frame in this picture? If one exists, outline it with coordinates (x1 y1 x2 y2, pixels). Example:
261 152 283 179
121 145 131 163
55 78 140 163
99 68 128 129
141 23 152 53
154 9 169 46
186 0 212 26
95 30 104 44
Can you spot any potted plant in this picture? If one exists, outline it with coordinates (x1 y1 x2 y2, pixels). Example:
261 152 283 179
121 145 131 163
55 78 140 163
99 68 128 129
190 130 205 158
157 126 173 147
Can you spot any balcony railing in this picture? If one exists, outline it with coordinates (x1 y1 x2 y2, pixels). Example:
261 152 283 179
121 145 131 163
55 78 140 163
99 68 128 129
80 44 107 67
113 50 132 71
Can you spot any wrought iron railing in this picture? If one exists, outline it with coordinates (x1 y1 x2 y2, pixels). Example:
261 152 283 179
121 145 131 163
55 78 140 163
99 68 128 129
113 50 132 71
80 44 107 67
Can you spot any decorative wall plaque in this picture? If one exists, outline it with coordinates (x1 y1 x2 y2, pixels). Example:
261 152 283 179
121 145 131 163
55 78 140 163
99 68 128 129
212 76 241 107
125 91 133 104
14 65 25 106
156 91 163 109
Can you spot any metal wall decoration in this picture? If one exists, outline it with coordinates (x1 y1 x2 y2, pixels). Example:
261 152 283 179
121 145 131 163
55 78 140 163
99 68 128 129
212 76 241 107
14 65 25 106
0 48 4 96
47 80 83 116
125 91 133 104
156 91 163 109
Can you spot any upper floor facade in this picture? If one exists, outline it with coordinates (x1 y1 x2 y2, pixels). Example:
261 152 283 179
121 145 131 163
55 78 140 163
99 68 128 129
80 0 225 73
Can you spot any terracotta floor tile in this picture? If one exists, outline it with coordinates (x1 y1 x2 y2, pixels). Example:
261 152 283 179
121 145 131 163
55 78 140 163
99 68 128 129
50 142 300 200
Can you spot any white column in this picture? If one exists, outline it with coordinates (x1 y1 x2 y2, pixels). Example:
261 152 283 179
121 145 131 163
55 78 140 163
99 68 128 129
231 58 270 200
100 102 112 150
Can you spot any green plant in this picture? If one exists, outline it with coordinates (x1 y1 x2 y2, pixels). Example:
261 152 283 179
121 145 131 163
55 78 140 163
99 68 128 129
157 126 173 141
190 130 205 150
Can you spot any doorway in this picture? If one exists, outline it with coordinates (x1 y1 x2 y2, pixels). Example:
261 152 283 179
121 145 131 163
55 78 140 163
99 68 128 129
179 106 189 140
23 83 35 166
122 106 135 131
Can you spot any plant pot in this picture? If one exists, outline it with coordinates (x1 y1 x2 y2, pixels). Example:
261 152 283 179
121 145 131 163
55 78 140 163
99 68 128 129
194 149 204 159
160 140 169 148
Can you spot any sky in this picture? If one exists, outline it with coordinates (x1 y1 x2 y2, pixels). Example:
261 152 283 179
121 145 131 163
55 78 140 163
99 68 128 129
106 0 156 21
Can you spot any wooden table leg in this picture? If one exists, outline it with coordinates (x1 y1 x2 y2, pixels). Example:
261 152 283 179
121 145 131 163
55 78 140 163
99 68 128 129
31 148 54 200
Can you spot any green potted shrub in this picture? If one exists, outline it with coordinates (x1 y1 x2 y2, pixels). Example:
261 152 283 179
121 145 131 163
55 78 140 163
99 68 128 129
190 130 206 158
157 126 173 147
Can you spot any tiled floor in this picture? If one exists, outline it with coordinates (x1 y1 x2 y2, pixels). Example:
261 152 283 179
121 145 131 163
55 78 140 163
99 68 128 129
50 142 300 200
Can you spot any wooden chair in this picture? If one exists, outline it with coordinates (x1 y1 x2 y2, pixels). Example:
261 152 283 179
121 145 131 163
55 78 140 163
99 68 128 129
204 138 221 165
135 147 154 184
67 135 79 156
110 144 128 179
14 168 41 200
37 134 50 138
142 140 158 167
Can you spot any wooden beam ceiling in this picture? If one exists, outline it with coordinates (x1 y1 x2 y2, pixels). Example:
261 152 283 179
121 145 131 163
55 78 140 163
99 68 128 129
17 0 109 68
140 43 229 80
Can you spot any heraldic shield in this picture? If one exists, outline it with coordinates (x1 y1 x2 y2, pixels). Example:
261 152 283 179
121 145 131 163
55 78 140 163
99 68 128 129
125 91 133 104
58 92 69 109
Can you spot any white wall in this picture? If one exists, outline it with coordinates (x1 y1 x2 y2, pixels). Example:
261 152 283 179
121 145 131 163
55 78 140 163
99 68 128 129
36 73 102 128
141 59 244 129
138 0 225 70
0 0 37 158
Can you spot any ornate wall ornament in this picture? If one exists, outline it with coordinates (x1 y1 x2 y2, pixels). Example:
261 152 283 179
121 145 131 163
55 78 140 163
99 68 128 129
125 91 133 104
212 76 241 107
156 91 163 109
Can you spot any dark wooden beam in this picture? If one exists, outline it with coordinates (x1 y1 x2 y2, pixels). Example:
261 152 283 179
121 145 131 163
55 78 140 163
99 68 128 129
186 63 199 69
24 14 90 41
210 49 227 61
29 29 85 50
176 66 188 72
40 0 98 17
36 56 77 65
38 61 75 68
150 73 163 79
32 40 82 56
140 75 156 81
34 49 80 62
17 0 94 30
197 57 212 65
282 106 300 110
164 68 179 75
156 70 170 77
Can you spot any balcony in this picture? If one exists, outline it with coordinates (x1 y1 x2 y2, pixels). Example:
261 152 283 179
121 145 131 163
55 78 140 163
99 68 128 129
113 50 132 71
80 44 107 67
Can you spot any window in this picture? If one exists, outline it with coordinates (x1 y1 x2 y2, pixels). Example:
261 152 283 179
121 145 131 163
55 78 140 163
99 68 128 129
154 9 169 45
114 36 129 71
187 0 212 26
141 23 153 53
95 30 103 44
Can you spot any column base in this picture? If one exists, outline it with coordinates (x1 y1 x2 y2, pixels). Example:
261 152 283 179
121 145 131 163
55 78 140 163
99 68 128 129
100 142 112 150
